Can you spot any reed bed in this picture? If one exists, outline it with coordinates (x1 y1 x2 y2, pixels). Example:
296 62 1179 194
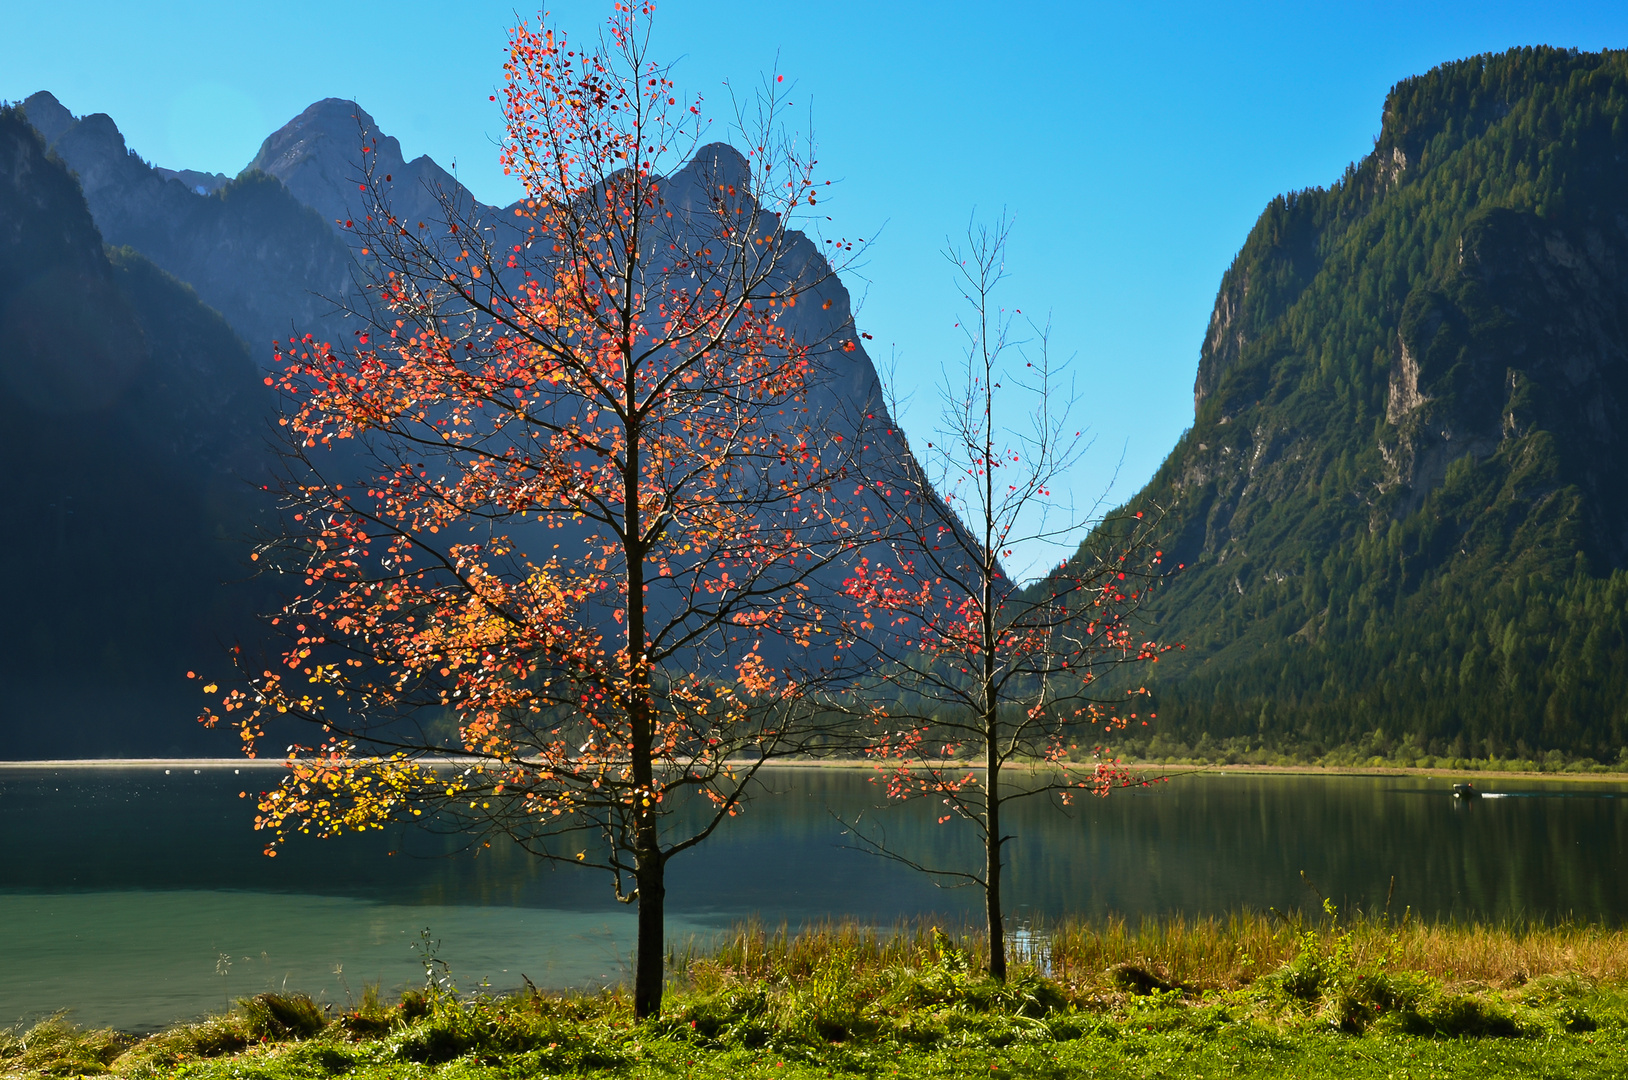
682 912 1628 993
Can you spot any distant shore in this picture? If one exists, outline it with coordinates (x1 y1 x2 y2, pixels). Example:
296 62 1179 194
1124 761 1628 784
2 757 1625 784
0 758 286 768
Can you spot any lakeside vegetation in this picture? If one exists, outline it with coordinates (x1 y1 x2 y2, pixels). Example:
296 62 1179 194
8 915 1628 1078
1103 734 1628 774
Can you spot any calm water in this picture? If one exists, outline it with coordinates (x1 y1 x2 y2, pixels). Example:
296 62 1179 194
2 765 1626 1030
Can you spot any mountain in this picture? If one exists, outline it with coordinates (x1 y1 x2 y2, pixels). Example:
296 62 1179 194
0 105 273 757
23 92 897 443
2 90 939 755
21 91 358 358
23 58 1628 763
1068 47 1628 765
248 97 473 241
243 107 932 669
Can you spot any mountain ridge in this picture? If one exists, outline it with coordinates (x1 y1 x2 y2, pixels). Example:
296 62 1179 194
20 52 1628 763
21 91 359 357
1 89 939 755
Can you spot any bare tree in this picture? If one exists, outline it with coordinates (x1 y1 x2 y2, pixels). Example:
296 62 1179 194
837 216 1172 981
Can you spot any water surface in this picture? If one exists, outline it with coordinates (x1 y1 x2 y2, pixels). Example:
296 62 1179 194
3 765 1624 1029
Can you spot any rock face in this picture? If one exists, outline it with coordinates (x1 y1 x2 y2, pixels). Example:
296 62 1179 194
1056 47 1628 759
1379 207 1628 533
248 98 468 240
0 105 271 757
22 91 357 358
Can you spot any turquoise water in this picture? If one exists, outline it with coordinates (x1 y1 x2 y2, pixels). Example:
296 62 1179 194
2 765 1625 1030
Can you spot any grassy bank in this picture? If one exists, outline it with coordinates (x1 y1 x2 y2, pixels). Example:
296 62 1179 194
6 914 1628 1078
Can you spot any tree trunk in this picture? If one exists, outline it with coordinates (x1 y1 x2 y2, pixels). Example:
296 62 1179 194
985 756 1006 982
626 583 665 1018
632 833 665 1018
624 380 667 1019
980 350 1005 983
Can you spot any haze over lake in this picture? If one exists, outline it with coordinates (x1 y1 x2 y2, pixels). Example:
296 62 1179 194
4 765 1625 1030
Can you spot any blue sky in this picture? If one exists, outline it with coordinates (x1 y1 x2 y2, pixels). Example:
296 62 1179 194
10 1 1628 576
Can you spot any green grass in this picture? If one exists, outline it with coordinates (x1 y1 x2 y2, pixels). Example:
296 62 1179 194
7 915 1628 1078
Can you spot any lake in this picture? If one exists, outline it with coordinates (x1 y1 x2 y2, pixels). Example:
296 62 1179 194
2 764 1625 1030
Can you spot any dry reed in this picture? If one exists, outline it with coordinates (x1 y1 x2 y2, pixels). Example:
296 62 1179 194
675 913 1628 994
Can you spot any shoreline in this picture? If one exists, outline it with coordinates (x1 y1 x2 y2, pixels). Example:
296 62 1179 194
6 915 1628 1078
2 757 1625 784
0 758 289 768
1120 761 1628 784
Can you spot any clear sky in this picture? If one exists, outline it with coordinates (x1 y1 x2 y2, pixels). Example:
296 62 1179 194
9 1 1628 577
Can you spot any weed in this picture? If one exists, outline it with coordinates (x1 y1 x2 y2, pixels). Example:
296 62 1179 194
410 927 456 998
337 982 396 1038
0 1014 130 1076
236 993 327 1040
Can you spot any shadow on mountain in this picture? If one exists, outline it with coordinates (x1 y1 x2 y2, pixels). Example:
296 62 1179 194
0 105 277 757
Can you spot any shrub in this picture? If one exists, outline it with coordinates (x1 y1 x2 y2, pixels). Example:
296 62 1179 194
337 982 397 1037
1557 1003 1598 1033
121 1014 251 1066
1109 963 1178 996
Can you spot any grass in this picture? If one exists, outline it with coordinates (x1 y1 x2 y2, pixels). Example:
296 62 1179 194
6 913 1628 1078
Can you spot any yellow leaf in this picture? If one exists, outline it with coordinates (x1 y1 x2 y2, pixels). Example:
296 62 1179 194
204 683 219 694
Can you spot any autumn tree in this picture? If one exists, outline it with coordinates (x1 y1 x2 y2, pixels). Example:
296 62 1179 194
839 218 1172 981
197 2 875 1018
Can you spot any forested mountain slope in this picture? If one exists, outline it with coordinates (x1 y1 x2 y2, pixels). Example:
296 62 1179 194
1064 47 1628 763
0 106 272 756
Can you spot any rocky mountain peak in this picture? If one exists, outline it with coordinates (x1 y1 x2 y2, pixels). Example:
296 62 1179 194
249 98 466 236
19 91 73 146
16 92 358 357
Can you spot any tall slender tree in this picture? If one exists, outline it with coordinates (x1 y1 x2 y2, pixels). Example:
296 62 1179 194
198 2 871 1018
840 218 1171 981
